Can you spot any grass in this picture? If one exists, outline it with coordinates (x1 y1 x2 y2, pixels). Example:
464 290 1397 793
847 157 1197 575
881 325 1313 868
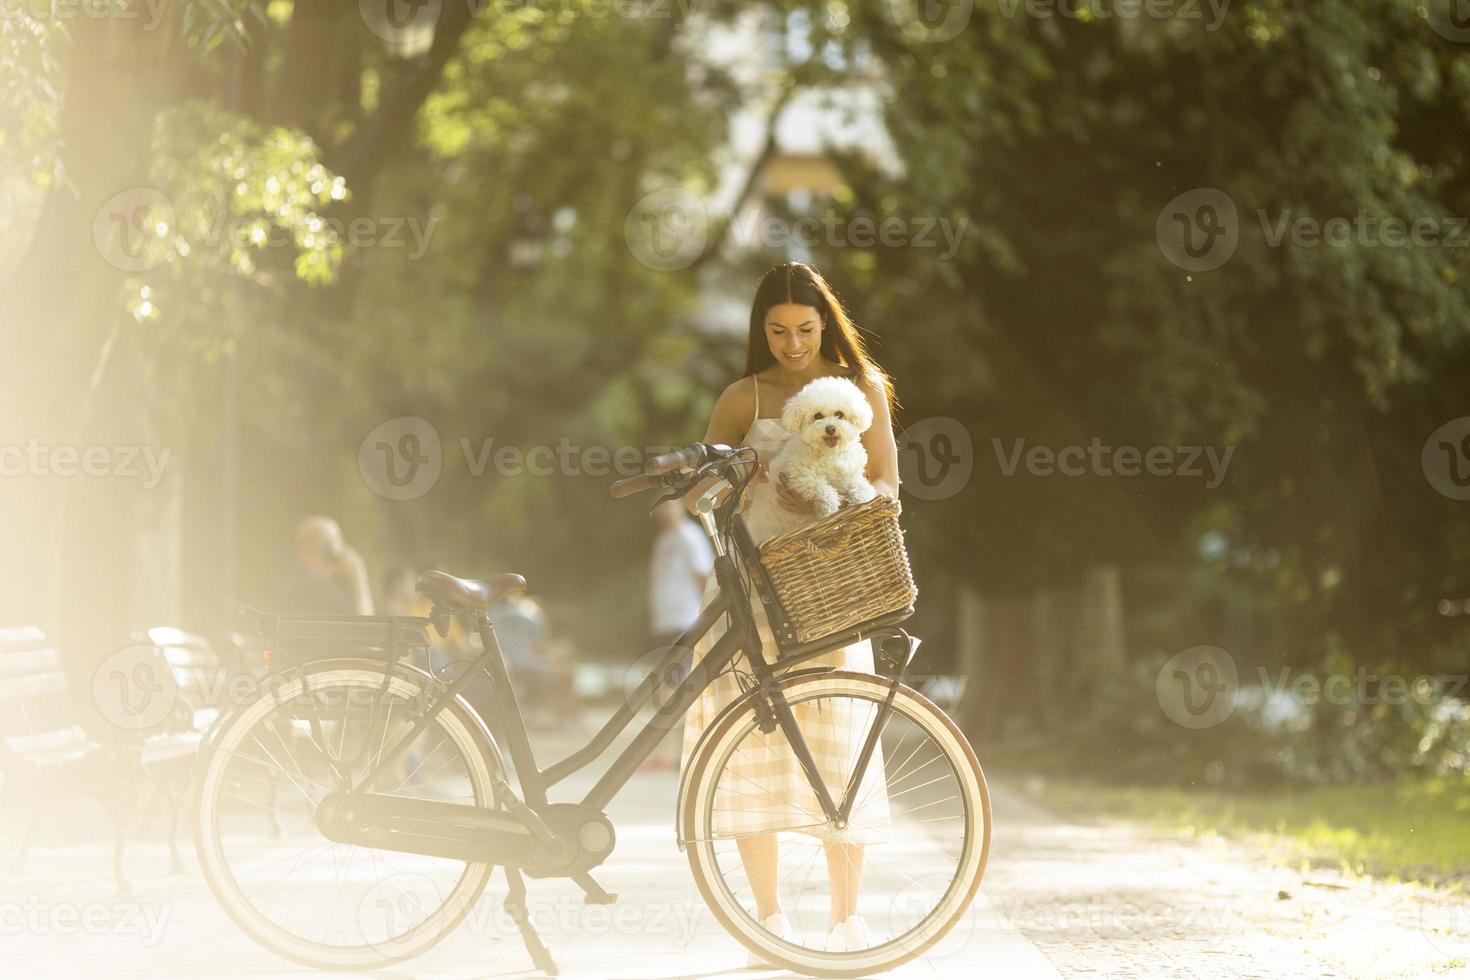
1012 770 1470 885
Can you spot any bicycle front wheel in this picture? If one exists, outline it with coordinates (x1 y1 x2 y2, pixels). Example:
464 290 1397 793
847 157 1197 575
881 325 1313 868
681 669 990 977
194 659 499 970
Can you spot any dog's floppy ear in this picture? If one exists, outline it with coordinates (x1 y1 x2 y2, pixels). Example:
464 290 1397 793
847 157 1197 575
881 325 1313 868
781 386 811 433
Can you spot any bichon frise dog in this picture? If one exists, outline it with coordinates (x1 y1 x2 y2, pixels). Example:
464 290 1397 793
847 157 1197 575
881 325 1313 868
743 375 877 545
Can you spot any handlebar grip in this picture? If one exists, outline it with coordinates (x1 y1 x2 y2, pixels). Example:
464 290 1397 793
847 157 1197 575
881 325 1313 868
610 473 659 498
646 444 705 474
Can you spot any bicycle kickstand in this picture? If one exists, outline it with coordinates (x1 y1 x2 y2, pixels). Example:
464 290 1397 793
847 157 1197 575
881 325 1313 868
503 866 559 976
572 871 617 904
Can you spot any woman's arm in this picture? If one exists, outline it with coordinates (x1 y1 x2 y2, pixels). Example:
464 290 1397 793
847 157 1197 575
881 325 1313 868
857 372 901 499
681 377 753 514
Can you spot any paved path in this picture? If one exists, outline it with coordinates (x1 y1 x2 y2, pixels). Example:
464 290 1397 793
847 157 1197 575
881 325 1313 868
2 718 1469 979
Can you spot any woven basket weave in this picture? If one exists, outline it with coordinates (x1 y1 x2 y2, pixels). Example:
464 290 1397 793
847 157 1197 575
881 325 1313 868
756 494 917 644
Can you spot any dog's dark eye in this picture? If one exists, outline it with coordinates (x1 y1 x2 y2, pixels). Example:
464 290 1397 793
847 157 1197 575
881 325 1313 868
813 412 824 420
835 411 845 419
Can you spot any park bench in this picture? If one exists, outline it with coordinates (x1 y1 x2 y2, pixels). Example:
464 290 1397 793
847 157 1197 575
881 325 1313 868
129 626 242 871
0 625 238 892
0 625 138 893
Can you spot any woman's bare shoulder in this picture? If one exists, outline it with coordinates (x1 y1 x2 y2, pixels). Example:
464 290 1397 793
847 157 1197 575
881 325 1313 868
705 374 757 443
719 373 759 407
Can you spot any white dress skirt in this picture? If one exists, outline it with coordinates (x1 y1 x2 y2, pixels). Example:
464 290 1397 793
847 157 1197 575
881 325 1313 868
679 418 892 844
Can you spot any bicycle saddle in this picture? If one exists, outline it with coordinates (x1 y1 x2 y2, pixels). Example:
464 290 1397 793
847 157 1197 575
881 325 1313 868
416 570 526 610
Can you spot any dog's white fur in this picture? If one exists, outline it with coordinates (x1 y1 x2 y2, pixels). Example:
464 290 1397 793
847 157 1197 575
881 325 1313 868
743 375 877 544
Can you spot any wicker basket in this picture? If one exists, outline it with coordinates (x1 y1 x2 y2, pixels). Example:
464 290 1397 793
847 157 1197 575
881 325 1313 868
755 494 917 645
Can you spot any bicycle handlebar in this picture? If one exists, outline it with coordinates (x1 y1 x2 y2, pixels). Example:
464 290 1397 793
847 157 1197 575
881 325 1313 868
610 473 661 498
646 444 708 474
607 442 749 498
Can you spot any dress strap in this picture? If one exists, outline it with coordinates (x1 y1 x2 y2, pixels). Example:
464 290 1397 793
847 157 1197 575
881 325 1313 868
751 375 760 426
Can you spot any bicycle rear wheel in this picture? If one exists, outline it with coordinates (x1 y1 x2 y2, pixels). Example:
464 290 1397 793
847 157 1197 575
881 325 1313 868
194 659 499 970
680 670 990 977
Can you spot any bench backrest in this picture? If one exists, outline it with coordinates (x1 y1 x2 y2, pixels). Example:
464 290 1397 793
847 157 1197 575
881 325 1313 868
145 627 228 730
0 626 89 762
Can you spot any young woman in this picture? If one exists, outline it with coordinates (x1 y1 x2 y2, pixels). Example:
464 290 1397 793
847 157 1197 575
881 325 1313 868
680 261 900 959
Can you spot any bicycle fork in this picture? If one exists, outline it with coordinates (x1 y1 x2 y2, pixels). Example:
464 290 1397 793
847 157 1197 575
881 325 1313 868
754 629 921 828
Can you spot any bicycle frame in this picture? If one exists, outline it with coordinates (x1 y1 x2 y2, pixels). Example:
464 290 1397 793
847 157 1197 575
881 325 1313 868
280 461 918 847
345 563 914 826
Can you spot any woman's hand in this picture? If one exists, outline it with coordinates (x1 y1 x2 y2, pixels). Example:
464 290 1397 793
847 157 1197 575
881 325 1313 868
775 473 817 515
755 462 816 514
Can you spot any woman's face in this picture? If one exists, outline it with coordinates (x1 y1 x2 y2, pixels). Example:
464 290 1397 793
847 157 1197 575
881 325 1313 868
763 302 823 371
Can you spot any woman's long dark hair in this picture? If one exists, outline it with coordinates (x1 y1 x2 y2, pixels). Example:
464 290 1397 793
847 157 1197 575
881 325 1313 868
742 261 898 418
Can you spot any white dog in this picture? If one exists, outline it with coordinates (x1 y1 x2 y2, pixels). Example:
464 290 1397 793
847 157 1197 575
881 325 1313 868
743 375 877 545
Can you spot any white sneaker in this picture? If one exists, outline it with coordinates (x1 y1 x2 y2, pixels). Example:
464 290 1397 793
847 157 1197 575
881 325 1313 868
746 912 793 968
826 914 872 953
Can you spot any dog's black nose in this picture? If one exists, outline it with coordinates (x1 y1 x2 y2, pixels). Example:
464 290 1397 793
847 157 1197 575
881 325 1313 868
825 424 836 435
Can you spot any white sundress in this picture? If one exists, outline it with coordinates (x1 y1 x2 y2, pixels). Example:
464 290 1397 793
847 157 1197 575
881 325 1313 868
679 386 892 844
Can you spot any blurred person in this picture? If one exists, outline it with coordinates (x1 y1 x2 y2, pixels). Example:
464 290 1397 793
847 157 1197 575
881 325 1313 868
649 498 716 687
644 498 715 770
490 593 571 726
382 564 438 674
278 516 374 615
380 564 423 617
